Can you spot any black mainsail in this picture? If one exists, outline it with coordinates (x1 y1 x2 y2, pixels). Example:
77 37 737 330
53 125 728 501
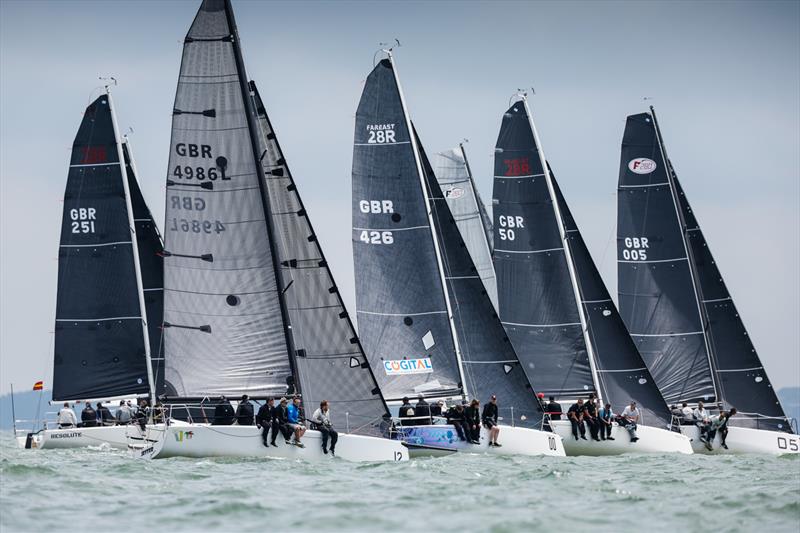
162 0 293 398
492 99 595 398
251 82 390 435
435 145 498 310
419 132 544 427
617 108 791 431
53 93 153 401
352 56 464 401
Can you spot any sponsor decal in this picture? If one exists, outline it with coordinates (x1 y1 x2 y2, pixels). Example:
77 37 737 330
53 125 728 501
444 187 465 200
628 158 657 174
383 358 433 375
140 446 154 456
174 430 194 443
50 431 82 439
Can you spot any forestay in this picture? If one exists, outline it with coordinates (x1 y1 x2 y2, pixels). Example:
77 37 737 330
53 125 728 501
53 95 151 401
421 133 544 427
552 175 671 427
435 145 498 310
163 0 292 397
492 102 594 398
251 82 391 436
352 58 463 400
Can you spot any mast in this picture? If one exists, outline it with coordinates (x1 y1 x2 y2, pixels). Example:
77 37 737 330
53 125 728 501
649 105 720 403
223 1 301 395
106 86 156 408
520 95 602 400
388 51 468 401
459 143 494 276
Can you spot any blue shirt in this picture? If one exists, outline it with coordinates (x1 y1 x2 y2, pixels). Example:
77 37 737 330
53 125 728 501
599 407 614 420
287 403 300 424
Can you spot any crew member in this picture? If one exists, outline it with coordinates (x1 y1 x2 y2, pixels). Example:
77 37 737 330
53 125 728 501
311 400 338 456
235 394 254 425
287 396 306 448
464 399 481 444
482 395 501 447
621 401 640 442
598 402 615 440
567 399 586 441
57 403 76 428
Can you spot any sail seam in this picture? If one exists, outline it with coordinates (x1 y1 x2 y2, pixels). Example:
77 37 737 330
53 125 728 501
60 241 132 248
618 182 670 188
357 310 446 317
494 173 545 179
57 316 141 322
716 366 763 373
495 247 564 254
69 162 117 168
595 367 648 373
353 141 411 146
618 257 687 264
703 297 732 303
502 321 582 328
352 225 428 232
630 331 703 337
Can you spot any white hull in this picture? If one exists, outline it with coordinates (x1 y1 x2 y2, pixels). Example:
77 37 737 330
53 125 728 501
16 425 136 450
551 420 693 455
130 422 409 463
679 425 800 455
396 424 564 457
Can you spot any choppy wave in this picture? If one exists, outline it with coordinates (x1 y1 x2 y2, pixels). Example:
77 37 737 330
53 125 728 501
0 433 798 532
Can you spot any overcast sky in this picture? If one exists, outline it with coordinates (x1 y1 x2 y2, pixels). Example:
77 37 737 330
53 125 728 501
1 0 798 395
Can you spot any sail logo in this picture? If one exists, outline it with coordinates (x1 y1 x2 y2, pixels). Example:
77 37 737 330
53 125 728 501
383 358 433 375
628 158 657 174
174 430 194 442
444 187 465 200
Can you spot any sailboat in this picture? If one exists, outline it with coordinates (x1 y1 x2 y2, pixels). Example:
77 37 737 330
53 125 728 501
20 87 163 450
352 53 564 457
617 107 799 455
492 94 692 455
435 144 498 310
132 0 407 463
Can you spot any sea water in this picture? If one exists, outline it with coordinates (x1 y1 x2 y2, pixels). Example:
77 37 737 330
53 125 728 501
1 433 798 532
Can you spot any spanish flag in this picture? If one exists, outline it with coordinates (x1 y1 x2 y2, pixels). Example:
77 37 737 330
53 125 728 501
32 381 43 391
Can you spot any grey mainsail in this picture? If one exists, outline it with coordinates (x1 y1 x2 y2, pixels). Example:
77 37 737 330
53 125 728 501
420 133 544 427
617 108 791 431
435 145 498 310
251 82 390 435
352 57 463 401
492 100 595 398
53 94 152 401
163 0 292 398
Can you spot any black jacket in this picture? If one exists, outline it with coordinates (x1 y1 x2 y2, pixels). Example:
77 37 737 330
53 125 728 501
255 404 272 427
415 400 431 425
274 404 289 425
81 407 97 427
236 400 254 425
546 401 563 420
464 406 480 427
482 402 498 425
214 400 235 425
445 406 465 424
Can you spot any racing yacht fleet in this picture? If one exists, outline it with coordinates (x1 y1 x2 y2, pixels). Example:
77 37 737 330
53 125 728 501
13 0 797 459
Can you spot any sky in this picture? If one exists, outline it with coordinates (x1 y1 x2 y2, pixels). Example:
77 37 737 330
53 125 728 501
1 0 798 396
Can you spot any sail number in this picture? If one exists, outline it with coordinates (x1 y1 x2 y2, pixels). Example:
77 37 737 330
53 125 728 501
622 237 649 260
366 124 396 144
172 165 226 181
498 215 524 241
503 157 531 177
169 218 226 234
360 231 393 244
777 436 799 452
548 436 558 451
70 207 96 234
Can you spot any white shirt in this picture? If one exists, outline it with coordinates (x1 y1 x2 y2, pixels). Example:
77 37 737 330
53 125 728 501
621 406 640 422
694 408 709 421
681 406 693 419
57 407 77 426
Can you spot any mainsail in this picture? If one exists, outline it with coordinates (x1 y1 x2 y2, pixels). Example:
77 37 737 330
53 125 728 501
352 56 463 401
162 0 292 397
492 100 595 398
420 133 544 427
435 145 498 309
53 94 152 401
617 109 791 431
552 176 672 428
251 82 390 435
